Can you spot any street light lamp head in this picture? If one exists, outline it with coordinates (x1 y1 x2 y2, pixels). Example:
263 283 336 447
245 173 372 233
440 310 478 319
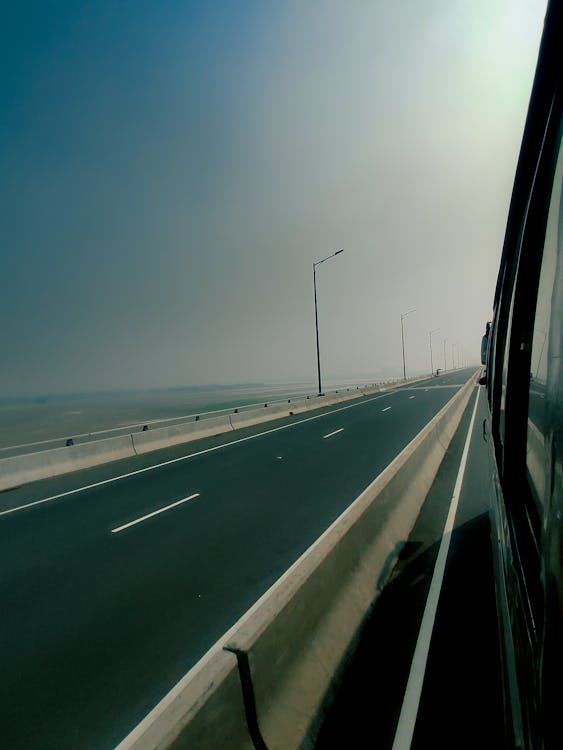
314 248 345 267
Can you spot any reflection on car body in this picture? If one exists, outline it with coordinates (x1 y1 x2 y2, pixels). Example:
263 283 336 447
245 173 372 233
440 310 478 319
481 2 562 748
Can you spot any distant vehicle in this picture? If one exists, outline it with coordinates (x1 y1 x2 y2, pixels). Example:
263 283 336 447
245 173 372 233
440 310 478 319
480 2 562 748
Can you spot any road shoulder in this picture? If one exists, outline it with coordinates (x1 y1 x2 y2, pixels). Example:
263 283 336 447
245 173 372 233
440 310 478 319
314 386 503 749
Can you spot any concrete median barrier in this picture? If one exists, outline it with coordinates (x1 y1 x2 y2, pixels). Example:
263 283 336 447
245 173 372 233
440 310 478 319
114 374 476 750
229 403 291 430
286 397 313 415
0 435 136 491
226 377 474 749
132 415 233 455
114 648 248 750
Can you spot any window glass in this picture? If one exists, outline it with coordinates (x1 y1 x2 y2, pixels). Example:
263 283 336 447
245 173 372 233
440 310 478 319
526 126 563 507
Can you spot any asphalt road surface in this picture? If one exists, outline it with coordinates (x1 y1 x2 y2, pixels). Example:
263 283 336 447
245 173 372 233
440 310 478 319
0 368 476 750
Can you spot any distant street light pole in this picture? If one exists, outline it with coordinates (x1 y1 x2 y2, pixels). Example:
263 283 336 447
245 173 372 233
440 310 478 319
400 308 416 380
428 328 439 375
313 249 344 396
452 342 456 369
443 338 448 371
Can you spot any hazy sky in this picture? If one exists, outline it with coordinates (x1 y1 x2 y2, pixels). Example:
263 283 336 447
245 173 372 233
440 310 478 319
1 1 547 395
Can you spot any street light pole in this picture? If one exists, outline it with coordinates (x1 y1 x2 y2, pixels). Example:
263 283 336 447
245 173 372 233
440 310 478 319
313 249 344 396
313 266 321 395
443 338 448 371
400 309 416 380
428 328 439 375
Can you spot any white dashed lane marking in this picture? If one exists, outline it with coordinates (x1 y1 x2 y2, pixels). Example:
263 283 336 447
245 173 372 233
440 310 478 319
323 428 344 439
111 493 200 534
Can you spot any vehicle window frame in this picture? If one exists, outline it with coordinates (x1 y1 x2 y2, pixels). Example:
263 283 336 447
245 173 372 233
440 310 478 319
488 8 563 475
503 93 562 517
526 117 563 510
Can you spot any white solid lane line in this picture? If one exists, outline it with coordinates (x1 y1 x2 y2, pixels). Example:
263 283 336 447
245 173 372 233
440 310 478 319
390 387 480 750
323 428 344 439
382 407 392 412
111 493 200 534
0 391 397 519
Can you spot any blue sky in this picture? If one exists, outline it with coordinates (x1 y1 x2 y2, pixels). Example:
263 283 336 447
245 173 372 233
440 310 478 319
1 1 547 395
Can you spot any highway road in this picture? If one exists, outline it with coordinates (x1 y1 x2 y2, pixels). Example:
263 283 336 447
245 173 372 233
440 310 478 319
0 368 476 750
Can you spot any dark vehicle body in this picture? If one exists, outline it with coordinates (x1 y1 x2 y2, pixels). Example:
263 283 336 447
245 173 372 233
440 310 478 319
482 1 562 748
